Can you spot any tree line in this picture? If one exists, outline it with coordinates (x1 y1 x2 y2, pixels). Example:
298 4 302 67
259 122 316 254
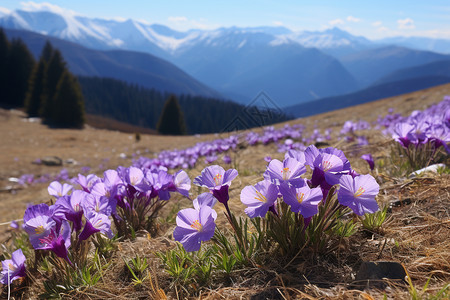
0 29 85 128
1 28 289 134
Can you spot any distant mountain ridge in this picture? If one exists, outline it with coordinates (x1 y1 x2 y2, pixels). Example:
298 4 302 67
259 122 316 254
2 5 450 109
3 28 222 98
284 77 450 118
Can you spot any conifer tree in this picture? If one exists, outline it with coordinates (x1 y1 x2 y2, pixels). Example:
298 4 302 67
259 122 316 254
0 29 10 104
5 38 35 107
52 71 85 128
157 94 186 135
25 59 46 117
40 49 65 122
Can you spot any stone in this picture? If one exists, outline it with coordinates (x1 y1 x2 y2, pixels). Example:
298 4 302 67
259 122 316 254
353 261 406 289
41 156 63 166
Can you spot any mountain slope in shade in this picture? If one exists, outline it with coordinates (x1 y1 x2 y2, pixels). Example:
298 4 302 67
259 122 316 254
377 36 450 55
340 46 450 87
3 28 222 98
284 77 450 118
374 60 450 86
172 29 360 106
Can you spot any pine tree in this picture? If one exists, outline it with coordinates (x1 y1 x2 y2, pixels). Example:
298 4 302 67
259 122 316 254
0 29 10 105
5 38 35 107
156 94 186 135
25 58 46 117
40 49 65 122
52 71 85 128
41 40 54 62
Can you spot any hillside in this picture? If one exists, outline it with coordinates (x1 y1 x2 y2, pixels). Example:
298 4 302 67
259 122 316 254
0 84 448 299
3 28 222 98
284 80 450 118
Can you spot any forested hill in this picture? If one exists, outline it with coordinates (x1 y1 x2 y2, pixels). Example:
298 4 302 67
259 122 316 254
79 77 290 134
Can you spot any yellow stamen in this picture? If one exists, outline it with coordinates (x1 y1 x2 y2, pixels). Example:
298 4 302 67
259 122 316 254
213 174 223 186
254 189 267 203
322 160 332 172
190 220 203 232
281 167 290 180
296 192 305 203
354 186 365 198
35 225 45 235
8 263 16 271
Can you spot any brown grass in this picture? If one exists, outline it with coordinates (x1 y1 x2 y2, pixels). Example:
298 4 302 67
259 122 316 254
0 84 449 299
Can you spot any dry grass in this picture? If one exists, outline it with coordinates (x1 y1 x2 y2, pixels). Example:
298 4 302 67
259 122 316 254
0 84 449 299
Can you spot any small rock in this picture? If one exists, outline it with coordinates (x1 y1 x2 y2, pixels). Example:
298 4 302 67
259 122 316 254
409 163 446 178
41 156 63 166
353 261 406 289
65 158 78 165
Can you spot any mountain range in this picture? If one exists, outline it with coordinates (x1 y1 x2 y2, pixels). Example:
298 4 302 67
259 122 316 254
1 6 450 109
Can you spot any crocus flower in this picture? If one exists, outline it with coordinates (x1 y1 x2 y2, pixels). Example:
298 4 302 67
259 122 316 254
23 204 72 264
174 170 191 198
1 249 26 285
338 174 380 216
305 145 351 188
279 182 322 218
240 180 278 218
53 190 87 232
193 165 238 206
361 154 375 171
173 206 216 252
193 192 217 210
48 181 73 197
264 157 306 187
76 174 100 192
79 211 113 241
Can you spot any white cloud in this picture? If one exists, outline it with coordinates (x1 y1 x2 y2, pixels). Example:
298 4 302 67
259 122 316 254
168 16 188 23
0 7 11 15
20 1 77 16
377 26 389 33
329 18 344 26
372 21 382 27
273 21 283 26
346 16 361 23
167 16 216 30
397 18 415 30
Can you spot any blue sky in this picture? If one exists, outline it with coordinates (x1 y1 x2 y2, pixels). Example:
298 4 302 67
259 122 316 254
1 1 450 39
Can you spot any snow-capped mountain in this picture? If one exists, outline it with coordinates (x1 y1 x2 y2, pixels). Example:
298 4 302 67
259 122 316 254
1 4 449 107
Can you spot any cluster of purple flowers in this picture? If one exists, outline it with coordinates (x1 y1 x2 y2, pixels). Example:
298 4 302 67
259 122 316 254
14 165 191 271
242 145 379 219
174 165 238 251
133 136 238 170
381 97 450 152
340 120 371 145
173 145 380 252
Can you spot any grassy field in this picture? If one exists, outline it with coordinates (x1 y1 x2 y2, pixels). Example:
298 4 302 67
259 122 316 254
0 83 449 299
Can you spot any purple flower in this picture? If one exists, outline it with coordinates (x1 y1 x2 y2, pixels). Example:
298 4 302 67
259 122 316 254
1 249 26 285
79 211 113 241
173 206 216 252
174 170 191 198
223 155 232 164
338 174 380 216
264 157 306 187
193 192 217 210
279 182 322 218
305 145 351 188
81 191 115 216
361 154 375 171
23 204 72 264
240 180 278 218
193 165 238 206
76 174 100 192
53 190 87 232
48 181 73 197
